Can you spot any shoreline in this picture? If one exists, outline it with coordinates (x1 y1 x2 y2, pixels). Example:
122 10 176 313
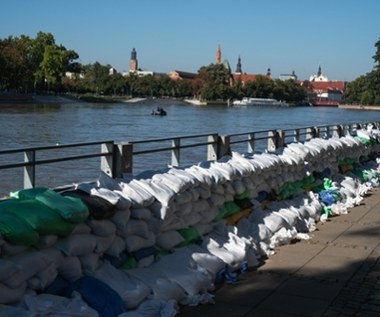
338 104 380 110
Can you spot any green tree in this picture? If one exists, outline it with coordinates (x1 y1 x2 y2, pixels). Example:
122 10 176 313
196 63 231 100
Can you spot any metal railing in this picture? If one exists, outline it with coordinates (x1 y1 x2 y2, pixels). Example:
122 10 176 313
0 121 377 191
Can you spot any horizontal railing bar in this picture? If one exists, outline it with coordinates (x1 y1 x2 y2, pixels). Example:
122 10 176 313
0 152 111 170
0 140 114 155
129 133 216 144
134 141 215 155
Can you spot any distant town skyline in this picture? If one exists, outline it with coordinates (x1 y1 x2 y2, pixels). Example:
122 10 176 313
1 0 379 81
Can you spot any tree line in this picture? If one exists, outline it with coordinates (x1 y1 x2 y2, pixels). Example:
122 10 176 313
344 39 380 105
1 31 378 104
0 31 307 102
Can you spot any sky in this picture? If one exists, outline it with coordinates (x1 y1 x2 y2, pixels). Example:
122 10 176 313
1 0 379 81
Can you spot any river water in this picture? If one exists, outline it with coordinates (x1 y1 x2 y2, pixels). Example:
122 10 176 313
1 99 380 194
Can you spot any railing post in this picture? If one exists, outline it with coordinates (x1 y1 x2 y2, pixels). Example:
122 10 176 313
112 143 133 178
277 129 285 148
171 138 180 167
293 128 300 142
101 142 114 177
267 130 277 152
324 126 330 138
215 135 229 159
248 132 255 153
24 150 35 188
333 125 343 137
306 127 317 140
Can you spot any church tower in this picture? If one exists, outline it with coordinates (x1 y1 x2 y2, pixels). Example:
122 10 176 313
129 48 138 73
216 44 221 64
235 56 242 73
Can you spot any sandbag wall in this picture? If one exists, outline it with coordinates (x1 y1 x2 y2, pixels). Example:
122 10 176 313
1 128 380 316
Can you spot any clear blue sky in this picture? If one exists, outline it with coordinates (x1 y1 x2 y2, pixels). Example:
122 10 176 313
1 0 379 81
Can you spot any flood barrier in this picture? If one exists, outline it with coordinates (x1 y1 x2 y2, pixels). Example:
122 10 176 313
1 123 380 315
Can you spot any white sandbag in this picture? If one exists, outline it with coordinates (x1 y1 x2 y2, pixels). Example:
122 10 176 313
152 173 190 194
39 248 65 267
138 179 176 206
0 281 26 304
193 223 214 236
97 171 122 191
79 253 102 275
0 241 29 257
94 261 150 309
0 304 29 317
187 245 225 277
55 234 97 256
248 209 287 233
173 191 193 205
71 222 92 234
198 206 219 224
104 236 126 257
119 180 155 208
87 219 116 237
184 165 215 188
23 293 98 317
156 215 185 232
130 207 152 220
95 234 115 253
149 201 175 220
182 211 202 227
156 230 184 250
0 259 20 282
110 208 131 230
57 256 83 282
27 262 57 290
151 248 213 297
174 202 193 217
125 232 156 253
123 219 150 239
208 193 225 208
118 298 178 317
35 235 58 249
137 255 155 268
128 267 187 302
3 250 52 289
168 167 200 187
195 186 212 200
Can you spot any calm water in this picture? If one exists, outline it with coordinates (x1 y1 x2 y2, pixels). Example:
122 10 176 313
1 99 380 194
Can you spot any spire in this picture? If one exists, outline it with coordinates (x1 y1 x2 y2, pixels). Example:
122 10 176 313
129 48 138 72
267 68 271 77
216 44 221 64
317 65 322 77
235 56 242 73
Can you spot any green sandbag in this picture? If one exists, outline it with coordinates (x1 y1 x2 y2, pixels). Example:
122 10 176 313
177 227 200 247
215 201 241 221
12 187 89 223
0 212 39 245
120 256 138 270
0 199 75 236
234 189 251 201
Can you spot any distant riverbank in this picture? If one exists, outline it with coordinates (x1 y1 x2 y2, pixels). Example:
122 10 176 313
338 104 380 110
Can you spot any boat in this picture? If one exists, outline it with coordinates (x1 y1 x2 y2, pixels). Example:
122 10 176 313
311 98 339 107
233 97 288 107
183 98 207 106
151 107 167 116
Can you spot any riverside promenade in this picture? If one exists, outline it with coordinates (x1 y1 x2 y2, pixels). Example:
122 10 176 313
180 188 380 317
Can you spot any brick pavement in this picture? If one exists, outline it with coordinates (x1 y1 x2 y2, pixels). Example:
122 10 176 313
179 188 380 317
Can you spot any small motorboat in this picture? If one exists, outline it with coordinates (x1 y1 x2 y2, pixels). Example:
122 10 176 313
151 107 167 116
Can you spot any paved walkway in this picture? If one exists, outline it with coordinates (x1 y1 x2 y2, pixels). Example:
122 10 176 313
179 188 380 317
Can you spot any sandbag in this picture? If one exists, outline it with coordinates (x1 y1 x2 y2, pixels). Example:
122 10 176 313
62 189 116 220
0 199 75 237
93 261 150 309
60 275 126 317
13 188 89 223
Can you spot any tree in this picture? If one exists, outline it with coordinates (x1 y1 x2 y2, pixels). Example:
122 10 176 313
196 63 231 100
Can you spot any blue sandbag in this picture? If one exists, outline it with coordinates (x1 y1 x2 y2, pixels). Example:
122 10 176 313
60 276 126 317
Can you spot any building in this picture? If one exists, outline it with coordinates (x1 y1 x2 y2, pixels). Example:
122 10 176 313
216 44 221 65
123 48 154 77
307 66 345 105
129 48 138 73
279 71 298 81
231 54 271 85
168 70 197 81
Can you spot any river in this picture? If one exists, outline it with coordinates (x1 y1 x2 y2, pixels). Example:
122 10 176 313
1 98 380 195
